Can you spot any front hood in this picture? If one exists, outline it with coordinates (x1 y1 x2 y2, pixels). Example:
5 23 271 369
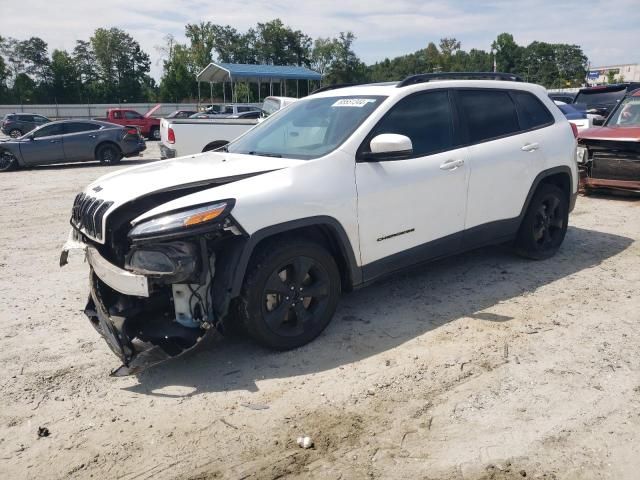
579 126 640 142
85 152 304 205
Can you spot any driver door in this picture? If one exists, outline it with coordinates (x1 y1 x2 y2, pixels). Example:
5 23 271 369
355 90 470 280
20 123 65 165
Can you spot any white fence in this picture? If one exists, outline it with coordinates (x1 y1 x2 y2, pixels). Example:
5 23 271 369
0 103 202 119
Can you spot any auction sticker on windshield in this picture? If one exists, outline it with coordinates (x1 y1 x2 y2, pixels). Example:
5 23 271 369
332 98 377 107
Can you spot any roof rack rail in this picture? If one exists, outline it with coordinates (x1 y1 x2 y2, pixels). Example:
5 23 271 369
397 72 523 88
311 83 361 94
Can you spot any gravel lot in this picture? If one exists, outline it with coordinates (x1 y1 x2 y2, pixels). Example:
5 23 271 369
0 142 639 479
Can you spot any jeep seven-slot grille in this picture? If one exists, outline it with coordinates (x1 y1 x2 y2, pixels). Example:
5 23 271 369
71 193 113 241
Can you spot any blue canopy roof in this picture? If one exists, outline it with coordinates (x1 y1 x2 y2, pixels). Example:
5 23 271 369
197 62 322 83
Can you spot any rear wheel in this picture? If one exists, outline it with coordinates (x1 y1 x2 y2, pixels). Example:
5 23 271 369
96 144 122 165
150 127 160 141
237 239 341 350
0 150 18 172
8 129 23 138
515 184 568 260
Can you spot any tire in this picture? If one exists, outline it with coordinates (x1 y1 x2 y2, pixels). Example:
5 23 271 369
0 150 18 172
96 143 122 165
202 141 228 153
237 239 341 350
515 183 568 260
9 129 23 138
150 127 160 141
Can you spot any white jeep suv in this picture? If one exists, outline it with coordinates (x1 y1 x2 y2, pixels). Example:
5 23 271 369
61 72 578 374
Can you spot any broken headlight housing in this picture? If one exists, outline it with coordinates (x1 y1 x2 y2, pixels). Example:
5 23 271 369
576 146 588 164
125 241 199 282
128 200 234 240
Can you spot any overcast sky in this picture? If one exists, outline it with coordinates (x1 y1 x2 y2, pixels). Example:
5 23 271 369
3 0 638 80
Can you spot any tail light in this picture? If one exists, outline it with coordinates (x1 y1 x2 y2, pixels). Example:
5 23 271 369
570 123 579 138
126 127 139 135
167 127 175 144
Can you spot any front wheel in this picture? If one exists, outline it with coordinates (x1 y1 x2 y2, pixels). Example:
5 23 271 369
0 150 18 172
237 239 341 350
96 144 122 165
515 184 568 260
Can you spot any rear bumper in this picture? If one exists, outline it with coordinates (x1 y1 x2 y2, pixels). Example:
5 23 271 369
123 141 146 158
160 144 177 159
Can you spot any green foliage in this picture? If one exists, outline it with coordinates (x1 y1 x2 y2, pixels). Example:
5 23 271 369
606 70 616 84
0 24 591 104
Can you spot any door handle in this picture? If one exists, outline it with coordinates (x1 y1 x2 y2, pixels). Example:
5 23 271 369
440 159 465 170
521 142 539 152
49 139 60 143
89 135 97 138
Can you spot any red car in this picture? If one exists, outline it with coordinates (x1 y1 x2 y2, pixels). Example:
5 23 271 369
96 105 161 140
577 89 640 193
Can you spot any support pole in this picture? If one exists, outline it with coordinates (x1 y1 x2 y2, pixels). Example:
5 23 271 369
210 82 213 106
223 81 226 103
296 80 299 98
198 81 201 110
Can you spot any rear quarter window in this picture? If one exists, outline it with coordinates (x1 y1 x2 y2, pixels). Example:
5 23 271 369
512 91 554 130
457 90 520 144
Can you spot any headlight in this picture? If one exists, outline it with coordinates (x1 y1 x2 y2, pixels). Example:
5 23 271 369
576 146 588 164
129 201 232 239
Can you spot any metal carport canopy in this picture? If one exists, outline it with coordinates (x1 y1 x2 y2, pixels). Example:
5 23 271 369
196 62 322 83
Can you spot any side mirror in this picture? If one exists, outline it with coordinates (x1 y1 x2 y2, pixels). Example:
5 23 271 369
359 134 413 162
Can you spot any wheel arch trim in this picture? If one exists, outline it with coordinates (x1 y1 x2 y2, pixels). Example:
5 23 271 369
228 216 362 298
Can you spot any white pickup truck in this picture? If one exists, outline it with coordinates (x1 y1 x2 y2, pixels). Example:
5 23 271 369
160 96 296 159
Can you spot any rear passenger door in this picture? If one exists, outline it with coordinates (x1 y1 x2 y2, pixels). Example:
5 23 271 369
62 122 103 161
355 90 470 277
455 89 552 239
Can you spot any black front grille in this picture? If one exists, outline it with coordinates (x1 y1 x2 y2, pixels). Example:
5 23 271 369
71 193 113 241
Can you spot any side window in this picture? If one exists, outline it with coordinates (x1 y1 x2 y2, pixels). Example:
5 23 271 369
457 90 519 143
112 111 122 119
124 111 143 120
512 91 554 130
20 115 35 122
64 122 101 134
33 116 48 124
368 90 455 157
33 124 63 138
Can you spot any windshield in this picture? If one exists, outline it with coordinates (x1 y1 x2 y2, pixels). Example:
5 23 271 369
606 96 640 127
574 89 626 108
226 95 386 159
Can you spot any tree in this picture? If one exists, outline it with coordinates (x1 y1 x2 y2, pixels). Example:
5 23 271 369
185 22 218 70
90 27 152 101
48 49 81 102
606 69 616 84
159 42 197 102
325 32 367 84
491 33 524 74
311 37 339 77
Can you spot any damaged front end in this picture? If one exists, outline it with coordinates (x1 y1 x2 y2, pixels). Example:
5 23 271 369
61 194 246 376
577 139 640 193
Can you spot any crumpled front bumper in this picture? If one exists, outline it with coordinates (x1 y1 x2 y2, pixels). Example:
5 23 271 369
61 228 214 376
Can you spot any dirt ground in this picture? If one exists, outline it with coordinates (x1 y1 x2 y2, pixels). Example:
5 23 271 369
0 143 639 479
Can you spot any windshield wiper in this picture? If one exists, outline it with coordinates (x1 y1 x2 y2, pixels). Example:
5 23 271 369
247 151 282 158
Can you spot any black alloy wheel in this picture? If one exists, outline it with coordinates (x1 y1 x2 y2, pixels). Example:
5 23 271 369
238 240 341 349
0 150 18 172
516 184 568 260
97 144 122 165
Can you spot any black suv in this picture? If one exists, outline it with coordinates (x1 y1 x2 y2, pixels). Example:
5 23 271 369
1 113 51 138
574 83 640 120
